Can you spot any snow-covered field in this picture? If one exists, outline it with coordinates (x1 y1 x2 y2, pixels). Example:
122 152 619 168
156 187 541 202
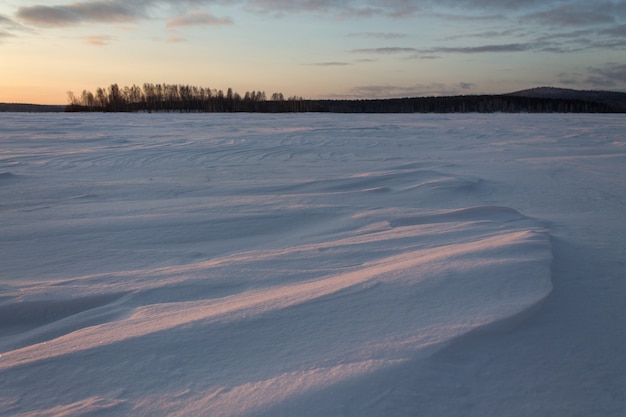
1 113 624 416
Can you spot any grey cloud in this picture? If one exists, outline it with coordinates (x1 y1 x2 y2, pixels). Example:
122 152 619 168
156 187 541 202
523 1 626 27
602 24 626 37
0 14 15 26
1 13 26 30
13 0 626 36
526 9 615 27
557 77 580 86
429 11 506 22
309 61 351 66
0 30 13 40
427 43 534 54
586 63 626 88
1 12 31 41
17 1 149 27
352 43 536 56
248 0 340 15
399 0 626 24
530 26 626 53
434 0 548 10
341 5 381 18
533 23 626 52
11 0 597 31
348 32 407 39
348 82 462 99
167 11 234 27
348 84 415 98
383 3 420 18
559 63 626 89
14 0 241 29
245 0 626 23
442 28 525 41
588 38 626 50
245 0 409 18
247 0 562 16
260 0 415 17
18 5 82 26
533 28 594 42
352 47 417 54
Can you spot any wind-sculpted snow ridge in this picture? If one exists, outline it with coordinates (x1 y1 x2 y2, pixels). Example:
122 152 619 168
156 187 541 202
0 207 552 416
0 113 567 416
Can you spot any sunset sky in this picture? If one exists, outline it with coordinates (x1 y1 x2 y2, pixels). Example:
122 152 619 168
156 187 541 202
1 0 625 104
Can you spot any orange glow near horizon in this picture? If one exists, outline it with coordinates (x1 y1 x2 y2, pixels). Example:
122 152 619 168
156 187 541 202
1 86 69 105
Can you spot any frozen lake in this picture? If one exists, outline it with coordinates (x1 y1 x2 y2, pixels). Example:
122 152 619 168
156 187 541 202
1 113 625 416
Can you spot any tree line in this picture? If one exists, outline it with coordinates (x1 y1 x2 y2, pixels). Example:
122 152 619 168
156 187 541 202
66 83 623 113
66 83 306 113
310 95 621 113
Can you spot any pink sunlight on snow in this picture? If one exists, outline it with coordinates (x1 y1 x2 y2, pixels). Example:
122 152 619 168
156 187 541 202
0 113 625 416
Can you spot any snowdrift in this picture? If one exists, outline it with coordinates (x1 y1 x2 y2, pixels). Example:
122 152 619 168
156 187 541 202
2 113 623 416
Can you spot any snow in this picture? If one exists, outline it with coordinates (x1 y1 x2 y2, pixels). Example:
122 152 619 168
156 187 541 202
1 113 625 416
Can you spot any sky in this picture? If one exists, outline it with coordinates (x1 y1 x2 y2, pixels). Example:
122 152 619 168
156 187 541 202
1 0 625 104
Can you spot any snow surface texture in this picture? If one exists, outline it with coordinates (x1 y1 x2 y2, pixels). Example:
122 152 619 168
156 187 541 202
0 113 624 416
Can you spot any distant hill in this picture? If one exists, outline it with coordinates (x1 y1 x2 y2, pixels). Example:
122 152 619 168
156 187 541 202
506 87 626 112
0 103 65 112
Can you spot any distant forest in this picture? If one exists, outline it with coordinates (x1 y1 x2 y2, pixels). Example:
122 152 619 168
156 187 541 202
63 83 625 113
66 84 305 113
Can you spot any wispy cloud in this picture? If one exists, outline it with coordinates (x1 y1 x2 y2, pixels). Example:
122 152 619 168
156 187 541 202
0 14 16 27
427 43 536 54
84 34 114 46
523 1 626 27
557 72 581 86
0 15 15 39
340 5 381 18
13 0 626 30
442 28 525 41
585 63 626 88
247 0 342 16
435 0 547 10
352 43 537 56
557 62 626 90
352 47 417 54
0 30 13 41
15 0 238 29
1 12 32 42
1 13 30 32
530 24 626 53
347 82 466 99
348 31 407 39
10 0 626 62
526 8 614 27
601 23 626 37
167 11 234 27
166 35 187 43
243 0 421 19
245 0 559 19
270 0 615 20
308 61 351 66
429 11 506 22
